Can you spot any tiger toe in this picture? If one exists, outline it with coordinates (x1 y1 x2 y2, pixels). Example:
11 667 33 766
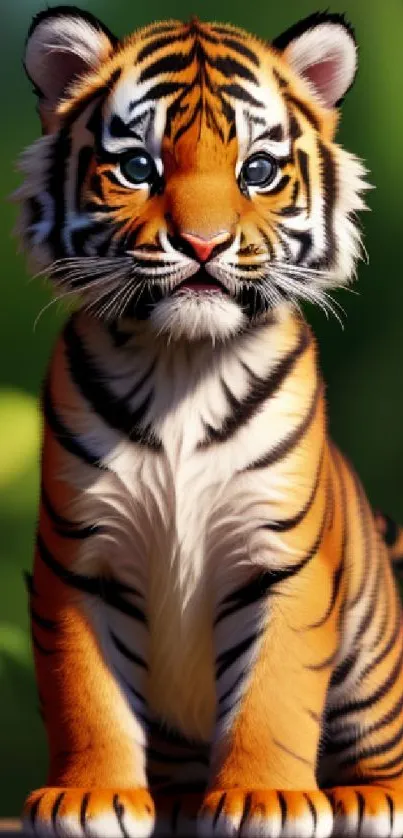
326 786 403 838
198 789 333 837
23 787 155 838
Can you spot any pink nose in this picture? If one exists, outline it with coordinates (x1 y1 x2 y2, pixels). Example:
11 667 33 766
180 231 231 262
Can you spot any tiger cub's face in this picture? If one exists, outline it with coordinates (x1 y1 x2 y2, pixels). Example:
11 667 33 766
17 8 368 342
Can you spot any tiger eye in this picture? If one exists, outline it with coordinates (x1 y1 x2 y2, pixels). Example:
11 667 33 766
241 153 278 188
120 151 156 185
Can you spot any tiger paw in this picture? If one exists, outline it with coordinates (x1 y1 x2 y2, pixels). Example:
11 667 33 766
23 787 155 838
198 789 333 837
326 786 403 838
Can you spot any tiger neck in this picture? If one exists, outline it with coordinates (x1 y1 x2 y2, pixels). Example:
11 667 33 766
71 304 321 459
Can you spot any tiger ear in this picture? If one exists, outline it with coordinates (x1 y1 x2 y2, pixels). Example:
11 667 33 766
272 12 357 108
24 6 118 131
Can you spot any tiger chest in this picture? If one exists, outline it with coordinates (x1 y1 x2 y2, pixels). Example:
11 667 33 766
82 436 261 742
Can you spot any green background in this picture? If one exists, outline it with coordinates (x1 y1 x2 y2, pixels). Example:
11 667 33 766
1 0 402 817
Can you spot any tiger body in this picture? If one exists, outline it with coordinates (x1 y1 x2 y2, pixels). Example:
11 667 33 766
16 7 403 838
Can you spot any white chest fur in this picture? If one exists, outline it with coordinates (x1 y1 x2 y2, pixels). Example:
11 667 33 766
69 310 310 741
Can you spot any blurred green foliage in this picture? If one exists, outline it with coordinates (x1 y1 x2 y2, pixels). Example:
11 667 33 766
1 0 402 818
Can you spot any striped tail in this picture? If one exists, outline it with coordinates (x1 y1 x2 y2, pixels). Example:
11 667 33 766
375 510 403 569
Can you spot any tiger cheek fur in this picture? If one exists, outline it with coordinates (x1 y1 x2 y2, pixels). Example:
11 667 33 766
15 7 403 838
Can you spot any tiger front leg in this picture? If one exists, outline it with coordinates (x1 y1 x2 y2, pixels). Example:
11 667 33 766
198 549 338 838
23 481 154 837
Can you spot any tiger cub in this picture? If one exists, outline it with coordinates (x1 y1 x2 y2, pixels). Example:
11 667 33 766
15 6 403 837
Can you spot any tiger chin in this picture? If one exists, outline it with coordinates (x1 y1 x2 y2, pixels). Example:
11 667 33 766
15 6 403 838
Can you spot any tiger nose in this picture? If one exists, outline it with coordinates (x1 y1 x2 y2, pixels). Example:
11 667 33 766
180 231 233 263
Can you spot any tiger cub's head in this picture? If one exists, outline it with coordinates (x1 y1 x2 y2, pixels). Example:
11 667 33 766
16 7 369 342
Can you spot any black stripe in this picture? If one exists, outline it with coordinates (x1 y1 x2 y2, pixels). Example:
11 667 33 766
330 553 384 689
108 115 141 141
206 54 258 84
246 379 321 471
364 749 403 773
239 794 252 831
273 69 288 89
280 227 313 263
80 793 90 836
341 718 403 768
113 794 130 838
287 95 321 132
200 325 310 447
216 633 260 679
215 573 274 625
110 630 148 669
386 794 394 833
102 579 147 624
359 768 403 783
51 792 65 832
29 795 43 830
220 83 264 108
30 607 57 632
164 78 198 137
356 791 365 831
327 639 403 722
37 533 100 595
174 100 202 144
262 174 291 196
274 739 312 766
130 81 186 109
64 318 160 449
264 446 323 532
304 794 318 833
359 601 402 683
216 496 328 625
306 648 339 672
137 30 190 63
212 793 227 828
32 632 55 656
297 149 311 214
139 45 197 83
41 483 102 539
115 667 147 706
43 379 103 469
289 113 303 141
218 672 245 706
291 180 300 204
220 38 260 67
205 101 225 142
307 560 344 629
278 792 287 829
256 124 284 143
37 533 145 622
310 141 337 269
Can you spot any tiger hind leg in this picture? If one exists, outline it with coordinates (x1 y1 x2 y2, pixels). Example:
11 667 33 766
320 564 403 836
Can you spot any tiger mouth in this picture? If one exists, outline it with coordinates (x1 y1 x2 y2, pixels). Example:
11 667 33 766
174 269 230 295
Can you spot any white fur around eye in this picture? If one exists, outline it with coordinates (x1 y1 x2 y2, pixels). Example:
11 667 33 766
114 168 152 192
